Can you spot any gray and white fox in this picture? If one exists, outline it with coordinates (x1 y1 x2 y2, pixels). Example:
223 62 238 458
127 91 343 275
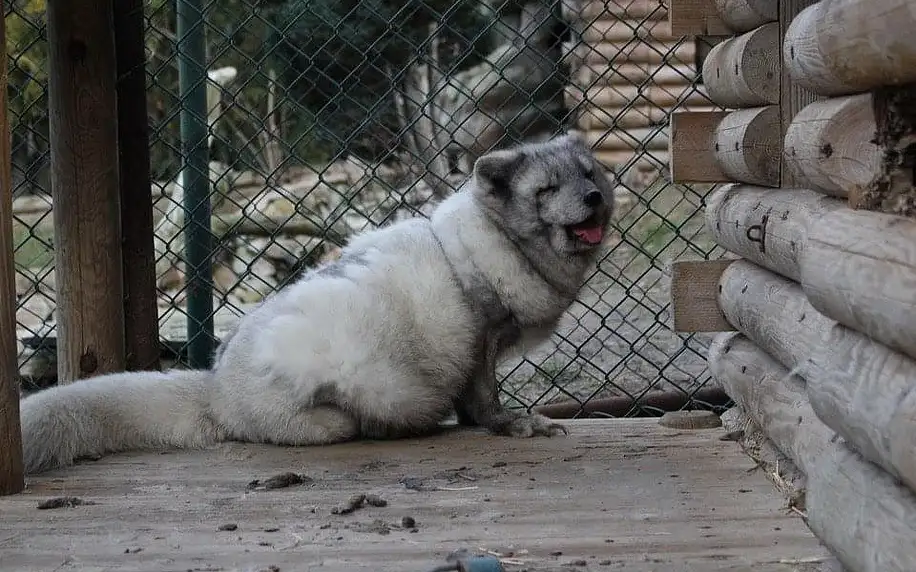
18 132 615 475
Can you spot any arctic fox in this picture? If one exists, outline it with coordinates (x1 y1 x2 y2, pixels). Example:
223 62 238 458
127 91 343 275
18 132 615 474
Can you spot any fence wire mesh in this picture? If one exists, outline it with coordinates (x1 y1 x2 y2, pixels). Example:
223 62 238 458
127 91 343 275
6 0 728 415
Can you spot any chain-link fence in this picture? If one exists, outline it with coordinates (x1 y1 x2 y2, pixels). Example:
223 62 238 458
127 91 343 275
6 0 729 416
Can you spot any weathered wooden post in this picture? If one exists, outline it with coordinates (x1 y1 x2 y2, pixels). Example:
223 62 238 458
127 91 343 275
0 0 26 496
47 0 127 381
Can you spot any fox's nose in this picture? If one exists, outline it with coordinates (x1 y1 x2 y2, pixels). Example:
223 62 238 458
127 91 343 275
583 190 603 207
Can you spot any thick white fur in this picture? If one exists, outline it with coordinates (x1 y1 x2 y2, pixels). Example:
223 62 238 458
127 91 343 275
18 133 615 474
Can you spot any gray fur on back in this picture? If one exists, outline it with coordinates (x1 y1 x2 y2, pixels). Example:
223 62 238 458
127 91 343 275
18 132 616 474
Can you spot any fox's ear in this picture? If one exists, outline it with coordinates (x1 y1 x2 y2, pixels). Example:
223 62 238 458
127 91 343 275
472 148 526 197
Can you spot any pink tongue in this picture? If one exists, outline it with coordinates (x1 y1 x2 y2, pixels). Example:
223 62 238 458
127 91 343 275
573 225 604 244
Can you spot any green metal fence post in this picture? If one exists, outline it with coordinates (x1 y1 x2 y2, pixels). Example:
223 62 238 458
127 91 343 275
176 0 215 368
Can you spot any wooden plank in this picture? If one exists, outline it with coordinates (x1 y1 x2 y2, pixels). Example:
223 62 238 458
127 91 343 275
572 63 698 91
778 0 822 186
713 105 781 186
565 40 698 68
585 126 669 151
47 0 126 381
668 110 729 182
783 0 916 97
668 0 732 36
808 322 916 497
114 0 160 372
799 208 916 363
704 184 845 282
576 0 671 22
583 16 682 43
577 102 716 131
701 22 780 108
713 0 778 32
0 419 832 571
709 332 916 572
783 93 882 198
568 83 710 110
671 259 736 332
0 0 25 496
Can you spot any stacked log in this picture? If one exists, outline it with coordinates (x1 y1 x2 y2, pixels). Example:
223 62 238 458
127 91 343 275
668 0 916 570
562 0 712 173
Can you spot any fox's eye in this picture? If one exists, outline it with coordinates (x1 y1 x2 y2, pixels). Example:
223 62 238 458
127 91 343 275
540 185 558 194
583 169 595 180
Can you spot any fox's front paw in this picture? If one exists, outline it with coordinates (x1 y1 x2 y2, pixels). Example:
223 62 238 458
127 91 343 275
505 413 568 438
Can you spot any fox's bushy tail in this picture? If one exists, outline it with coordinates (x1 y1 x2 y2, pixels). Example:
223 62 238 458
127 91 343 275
19 369 222 474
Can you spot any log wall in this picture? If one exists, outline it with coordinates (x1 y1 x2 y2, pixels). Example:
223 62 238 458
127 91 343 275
563 0 712 174
668 0 916 570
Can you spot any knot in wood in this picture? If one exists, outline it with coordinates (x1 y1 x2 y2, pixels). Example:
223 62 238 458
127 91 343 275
79 351 99 374
68 38 88 63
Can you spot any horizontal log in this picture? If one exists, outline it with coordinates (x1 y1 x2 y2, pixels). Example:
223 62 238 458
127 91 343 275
799 208 916 362
713 105 780 186
718 258 833 373
783 0 916 97
704 184 844 281
783 94 881 198
573 63 698 90
567 84 710 109
573 0 670 22
701 22 780 108
808 322 916 496
593 149 669 169
576 102 716 131
713 0 777 33
668 110 729 183
582 16 681 43
668 0 731 36
565 40 698 67
709 332 916 572
584 126 669 151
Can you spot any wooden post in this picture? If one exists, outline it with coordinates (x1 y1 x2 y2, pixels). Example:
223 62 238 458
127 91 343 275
778 0 821 186
0 0 26 495
47 0 127 382
114 0 160 372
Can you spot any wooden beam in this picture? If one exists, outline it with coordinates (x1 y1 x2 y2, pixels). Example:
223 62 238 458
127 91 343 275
569 40 698 67
717 258 833 374
571 84 710 110
668 110 729 182
709 332 916 572
783 0 916 97
0 0 25 496
114 0 160 372
577 102 717 131
778 0 822 186
670 259 737 332
783 93 882 199
713 0 778 32
585 126 670 152
47 0 127 381
713 105 781 186
701 22 780 108
704 184 844 282
577 0 671 22
799 208 916 363
668 0 732 36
